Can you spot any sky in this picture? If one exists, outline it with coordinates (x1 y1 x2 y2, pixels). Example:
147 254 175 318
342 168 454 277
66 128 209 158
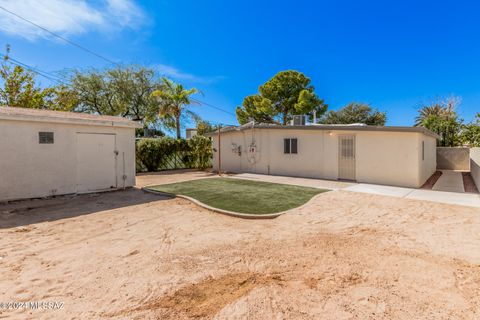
0 0 479 130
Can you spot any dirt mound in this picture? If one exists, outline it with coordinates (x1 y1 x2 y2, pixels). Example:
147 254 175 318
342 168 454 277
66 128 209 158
118 272 284 319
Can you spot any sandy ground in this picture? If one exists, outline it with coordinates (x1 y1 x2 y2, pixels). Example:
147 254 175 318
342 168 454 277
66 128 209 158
0 171 480 319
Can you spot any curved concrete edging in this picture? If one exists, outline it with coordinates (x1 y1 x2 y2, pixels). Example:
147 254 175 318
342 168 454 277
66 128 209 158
142 187 328 219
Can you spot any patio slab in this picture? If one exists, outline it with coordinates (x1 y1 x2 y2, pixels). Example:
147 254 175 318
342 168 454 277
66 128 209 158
230 173 355 190
432 170 465 193
406 189 480 208
343 184 413 198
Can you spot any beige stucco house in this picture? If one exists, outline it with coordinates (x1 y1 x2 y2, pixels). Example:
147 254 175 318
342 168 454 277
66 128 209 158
0 107 141 202
209 123 440 188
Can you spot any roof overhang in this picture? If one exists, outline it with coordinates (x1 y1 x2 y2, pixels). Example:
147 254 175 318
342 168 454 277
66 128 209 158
206 124 441 140
0 107 142 129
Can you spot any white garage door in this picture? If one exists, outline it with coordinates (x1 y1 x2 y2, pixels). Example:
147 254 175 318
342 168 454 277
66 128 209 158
76 133 117 193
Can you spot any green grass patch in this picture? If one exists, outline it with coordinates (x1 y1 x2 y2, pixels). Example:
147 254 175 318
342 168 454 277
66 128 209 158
147 177 328 214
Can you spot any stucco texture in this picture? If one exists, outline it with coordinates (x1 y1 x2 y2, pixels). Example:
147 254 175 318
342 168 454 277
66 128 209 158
212 128 436 188
471 148 480 189
436 147 470 171
0 120 136 201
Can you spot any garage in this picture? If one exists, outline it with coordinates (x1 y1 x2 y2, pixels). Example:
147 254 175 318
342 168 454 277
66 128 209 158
0 107 140 201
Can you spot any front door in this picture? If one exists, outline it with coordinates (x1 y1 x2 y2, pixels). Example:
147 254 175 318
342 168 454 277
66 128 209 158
338 135 356 180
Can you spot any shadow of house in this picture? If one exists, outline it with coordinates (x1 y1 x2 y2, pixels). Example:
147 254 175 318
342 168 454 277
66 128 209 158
0 188 170 229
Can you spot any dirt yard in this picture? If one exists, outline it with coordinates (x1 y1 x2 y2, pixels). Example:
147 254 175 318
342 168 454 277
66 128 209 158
1 171 480 319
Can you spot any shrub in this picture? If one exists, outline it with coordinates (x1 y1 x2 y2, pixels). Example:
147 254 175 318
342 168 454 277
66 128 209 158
188 136 213 170
136 136 212 172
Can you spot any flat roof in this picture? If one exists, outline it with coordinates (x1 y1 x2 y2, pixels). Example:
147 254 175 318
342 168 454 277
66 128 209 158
206 123 441 139
0 106 142 128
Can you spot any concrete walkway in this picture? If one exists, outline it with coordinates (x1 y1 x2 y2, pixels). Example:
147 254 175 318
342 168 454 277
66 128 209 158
432 170 465 193
231 173 355 190
231 173 480 208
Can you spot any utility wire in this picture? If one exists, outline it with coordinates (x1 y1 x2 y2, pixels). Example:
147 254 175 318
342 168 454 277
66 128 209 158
0 5 119 66
0 6 238 118
191 98 236 117
4 56 238 119
6 56 68 85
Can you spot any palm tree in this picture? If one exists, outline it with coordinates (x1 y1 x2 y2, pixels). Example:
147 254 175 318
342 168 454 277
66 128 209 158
414 104 446 126
414 97 459 127
151 78 199 139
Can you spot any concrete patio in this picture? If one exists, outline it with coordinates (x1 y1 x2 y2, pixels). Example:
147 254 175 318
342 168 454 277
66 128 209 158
232 172 480 208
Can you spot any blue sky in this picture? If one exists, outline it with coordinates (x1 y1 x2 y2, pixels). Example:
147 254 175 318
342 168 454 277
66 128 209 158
1 0 479 129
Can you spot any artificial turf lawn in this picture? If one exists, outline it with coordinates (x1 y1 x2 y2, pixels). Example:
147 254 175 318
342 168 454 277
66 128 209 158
148 177 328 214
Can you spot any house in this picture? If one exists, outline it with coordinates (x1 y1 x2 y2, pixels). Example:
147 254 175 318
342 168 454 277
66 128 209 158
186 128 198 140
0 107 141 202
208 122 440 188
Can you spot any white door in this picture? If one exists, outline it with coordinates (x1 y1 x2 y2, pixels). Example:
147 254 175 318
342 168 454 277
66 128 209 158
338 135 356 181
76 133 117 193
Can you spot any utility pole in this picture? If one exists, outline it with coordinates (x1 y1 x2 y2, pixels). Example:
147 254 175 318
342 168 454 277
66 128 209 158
217 125 221 176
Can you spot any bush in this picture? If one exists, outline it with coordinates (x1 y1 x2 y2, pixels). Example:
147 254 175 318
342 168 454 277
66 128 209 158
188 136 213 170
136 136 212 172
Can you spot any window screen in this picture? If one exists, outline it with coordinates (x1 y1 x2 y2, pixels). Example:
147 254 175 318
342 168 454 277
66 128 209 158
422 141 425 161
284 138 297 154
284 138 290 154
291 138 298 154
39 132 54 144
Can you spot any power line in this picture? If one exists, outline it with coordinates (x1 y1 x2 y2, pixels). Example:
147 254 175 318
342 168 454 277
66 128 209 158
0 5 118 66
6 56 68 85
0 6 238 118
191 98 236 117
3 56 238 119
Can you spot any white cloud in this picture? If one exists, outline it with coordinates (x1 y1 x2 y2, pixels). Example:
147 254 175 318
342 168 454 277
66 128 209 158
155 64 226 85
0 0 146 40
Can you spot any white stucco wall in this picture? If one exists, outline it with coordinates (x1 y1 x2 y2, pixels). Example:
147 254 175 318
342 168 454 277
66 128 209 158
212 128 436 188
0 119 136 201
471 148 480 189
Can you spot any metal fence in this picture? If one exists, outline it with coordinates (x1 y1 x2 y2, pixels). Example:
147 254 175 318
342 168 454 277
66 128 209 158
136 149 212 172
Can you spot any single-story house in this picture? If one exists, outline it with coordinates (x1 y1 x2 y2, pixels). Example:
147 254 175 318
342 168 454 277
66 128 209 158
208 122 440 188
0 107 141 202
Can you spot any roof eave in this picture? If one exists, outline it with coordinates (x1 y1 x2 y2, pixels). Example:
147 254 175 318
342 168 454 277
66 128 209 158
0 113 142 128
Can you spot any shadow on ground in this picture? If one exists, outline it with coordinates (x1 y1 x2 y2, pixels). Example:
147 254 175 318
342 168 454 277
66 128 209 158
0 188 168 229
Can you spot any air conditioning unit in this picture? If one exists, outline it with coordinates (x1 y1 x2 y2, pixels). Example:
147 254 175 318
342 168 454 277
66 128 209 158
185 128 197 140
292 115 306 126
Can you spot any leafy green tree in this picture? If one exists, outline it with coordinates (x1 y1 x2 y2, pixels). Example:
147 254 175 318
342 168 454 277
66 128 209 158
151 77 199 139
195 119 216 136
415 97 463 147
320 102 387 125
236 94 274 124
460 113 480 147
69 69 118 115
0 49 53 109
68 66 161 126
236 70 327 125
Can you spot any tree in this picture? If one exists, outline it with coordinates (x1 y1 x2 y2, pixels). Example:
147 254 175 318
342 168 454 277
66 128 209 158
67 66 162 128
320 102 387 125
415 97 463 147
0 48 53 109
236 94 274 124
151 77 199 139
195 119 216 136
235 70 327 125
414 96 459 126
460 113 480 147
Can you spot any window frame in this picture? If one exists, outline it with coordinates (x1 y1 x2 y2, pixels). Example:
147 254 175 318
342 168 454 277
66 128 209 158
283 138 298 154
422 140 425 161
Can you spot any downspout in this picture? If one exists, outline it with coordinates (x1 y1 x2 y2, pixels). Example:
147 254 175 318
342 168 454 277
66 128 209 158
218 125 222 175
